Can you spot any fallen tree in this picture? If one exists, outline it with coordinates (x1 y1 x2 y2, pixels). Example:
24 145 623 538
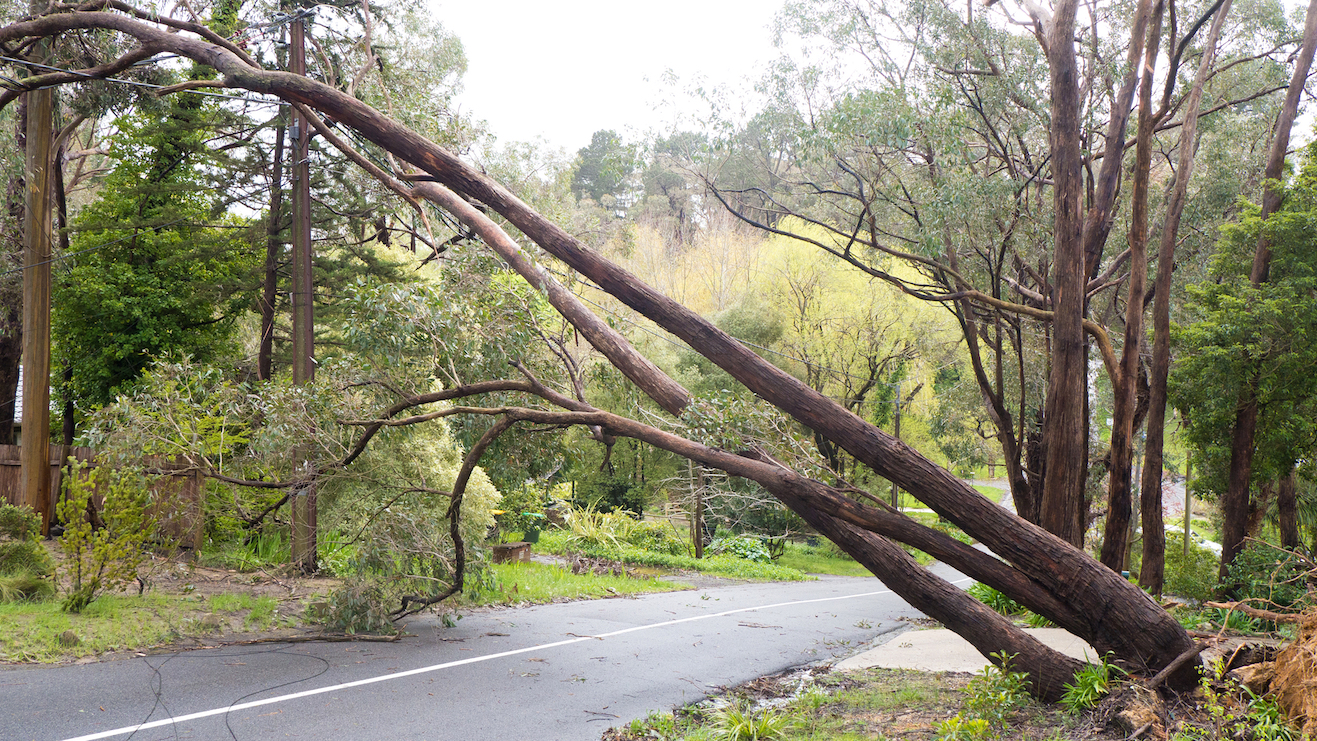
0 2 1198 694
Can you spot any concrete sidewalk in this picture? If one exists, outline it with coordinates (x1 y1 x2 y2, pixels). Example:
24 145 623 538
836 628 1100 674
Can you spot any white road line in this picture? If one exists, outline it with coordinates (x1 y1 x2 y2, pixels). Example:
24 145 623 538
61 579 971 741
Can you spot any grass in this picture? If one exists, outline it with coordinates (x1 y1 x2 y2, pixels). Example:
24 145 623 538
609 667 1085 741
536 531 812 581
973 484 1007 503
0 592 294 663
462 561 688 606
775 542 872 577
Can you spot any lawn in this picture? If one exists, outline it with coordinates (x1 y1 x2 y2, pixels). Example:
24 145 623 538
463 561 688 606
0 592 296 663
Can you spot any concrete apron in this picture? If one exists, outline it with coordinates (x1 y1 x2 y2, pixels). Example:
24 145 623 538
836 628 1100 674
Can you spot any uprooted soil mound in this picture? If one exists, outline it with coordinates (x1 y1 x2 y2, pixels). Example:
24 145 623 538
1273 608 1317 737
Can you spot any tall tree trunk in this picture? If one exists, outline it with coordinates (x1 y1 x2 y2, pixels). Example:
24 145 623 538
1221 0 1317 581
258 121 286 381
1039 0 1090 546
1141 0 1233 595
1278 466 1299 550
1103 0 1165 572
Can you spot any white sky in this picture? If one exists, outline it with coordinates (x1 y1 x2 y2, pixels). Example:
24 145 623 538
431 0 786 152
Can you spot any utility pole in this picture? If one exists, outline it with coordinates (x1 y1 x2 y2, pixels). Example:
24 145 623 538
20 37 54 533
289 14 317 573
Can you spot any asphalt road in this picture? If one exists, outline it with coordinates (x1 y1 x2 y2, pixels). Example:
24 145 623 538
2 569 965 741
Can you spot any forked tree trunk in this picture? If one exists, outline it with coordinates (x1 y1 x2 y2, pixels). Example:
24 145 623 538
1278 467 1299 549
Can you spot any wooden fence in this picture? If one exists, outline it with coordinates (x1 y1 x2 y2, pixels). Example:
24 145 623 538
0 445 204 550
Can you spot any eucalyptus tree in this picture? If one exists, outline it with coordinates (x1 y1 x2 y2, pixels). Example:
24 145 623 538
704 0 1298 578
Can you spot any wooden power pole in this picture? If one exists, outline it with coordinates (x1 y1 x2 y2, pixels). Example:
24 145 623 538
289 14 318 572
20 54 54 533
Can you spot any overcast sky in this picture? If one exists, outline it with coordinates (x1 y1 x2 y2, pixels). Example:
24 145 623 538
432 0 786 152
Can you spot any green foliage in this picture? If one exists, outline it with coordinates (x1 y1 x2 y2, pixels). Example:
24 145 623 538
1172 142 1317 498
708 535 772 563
572 129 639 207
967 583 1025 616
0 572 55 603
0 504 42 540
1174 667 1300 741
308 580 400 635
460 562 685 606
1164 539 1224 603
538 530 809 581
558 507 687 556
54 101 258 408
1220 540 1314 612
933 714 991 741
625 520 689 556
200 531 288 572
962 653 1031 727
0 505 55 604
1060 654 1124 713
57 460 157 612
709 701 796 741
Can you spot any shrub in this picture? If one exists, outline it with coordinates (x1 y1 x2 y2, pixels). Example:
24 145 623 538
1061 654 1124 713
962 652 1031 727
1220 540 1313 610
708 535 772 563
308 579 400 635
1163 538 1222 603
57 460 157 612
626 520 689 556
0 504 55 603
967 582 1026 615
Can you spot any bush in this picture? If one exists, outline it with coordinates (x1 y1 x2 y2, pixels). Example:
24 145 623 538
58 460 157 612
626 520 689 556
0 504 55 603
708 535 772 563
308 579 399 635
1164 539 1221 603
1221 540 1313 610
967 583 1025 615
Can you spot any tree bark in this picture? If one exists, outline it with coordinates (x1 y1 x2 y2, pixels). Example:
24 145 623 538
1039 0 1091 547
1102 0 1164 573
1278 466 1299 550
1220 0 1317 580
258 120 285 382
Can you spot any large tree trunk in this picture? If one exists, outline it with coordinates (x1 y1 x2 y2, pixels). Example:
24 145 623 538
1221 0 1317 580
1103 0 1164 572
1039 0 1090 547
